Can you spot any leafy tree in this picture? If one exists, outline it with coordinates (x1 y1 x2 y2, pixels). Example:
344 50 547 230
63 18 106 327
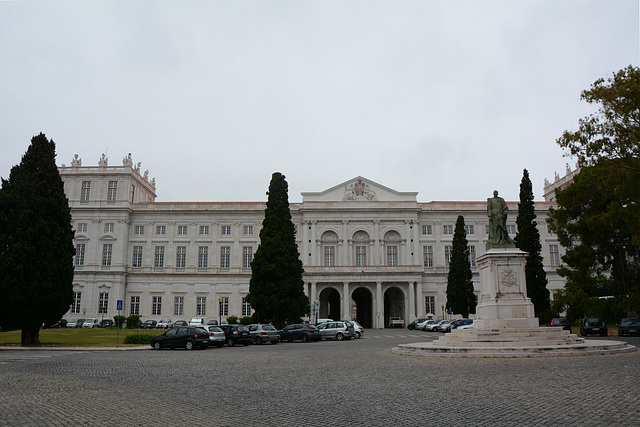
247 172 309 328
514 169 550 319
0 133 75 345
446 215 476 317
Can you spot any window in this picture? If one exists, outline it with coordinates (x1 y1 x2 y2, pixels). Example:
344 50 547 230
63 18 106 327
71 292 81 314
154 246 165 268
443 225 453 235
81 181 91 201
198 246 208 268
445 245 452 267
324 246 335 266
221 225 231 236
102 244 112 266
550 244 560 266
77 222 87 233
356 246 367 266
98 292 109 314
174 296 184 316
220 246 230 268
423 246 433 268
196 296 206 316
177 225 188 236
130 296 140 315
75 243 85 266
132 246 143 268
387 245 398 266
507 224 517 235
465 225 474 235
152 296 162 316
156 225 166 236
242 297 252 317
422 224 432 235
199 225 209 236
134 225 144 236
176 246 186 268
104 223 114 233
468 245 476 267
425 296 435 315
243 225 253 236
107 181 117 201
219 296 229 316
243 246 253 268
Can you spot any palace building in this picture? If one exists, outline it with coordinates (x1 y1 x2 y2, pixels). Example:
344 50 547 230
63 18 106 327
60 154 566 328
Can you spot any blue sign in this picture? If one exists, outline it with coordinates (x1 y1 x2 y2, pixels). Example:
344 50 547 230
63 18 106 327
117 300 123 311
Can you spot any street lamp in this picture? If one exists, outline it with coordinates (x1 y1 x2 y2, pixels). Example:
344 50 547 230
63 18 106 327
218 297 223 325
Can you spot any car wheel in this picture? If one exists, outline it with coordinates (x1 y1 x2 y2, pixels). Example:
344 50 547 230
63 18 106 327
271 340 278 345
355 332 361 339
154 342 161 350
336 333 344 341
255 336 263 345
228 338 235 347
301 334 308 343
185 341 194 350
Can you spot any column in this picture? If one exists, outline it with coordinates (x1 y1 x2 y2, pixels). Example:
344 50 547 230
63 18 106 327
376 281 383 329
408 281 415 322
343 282 350 320
415 281 424 318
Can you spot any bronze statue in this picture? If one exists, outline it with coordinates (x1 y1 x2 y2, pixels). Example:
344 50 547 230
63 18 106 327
487 190 515 249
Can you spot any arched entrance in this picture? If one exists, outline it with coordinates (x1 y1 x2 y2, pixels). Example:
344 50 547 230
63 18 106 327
319 287 340 321
384 286 405 328
352 287 373 328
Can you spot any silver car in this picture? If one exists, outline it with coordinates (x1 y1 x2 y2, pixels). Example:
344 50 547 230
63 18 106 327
201 325 225 347
317 321 356 341
248 324 280 344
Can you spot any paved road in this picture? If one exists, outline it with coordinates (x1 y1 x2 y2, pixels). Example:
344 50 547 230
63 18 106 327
0 330 638 426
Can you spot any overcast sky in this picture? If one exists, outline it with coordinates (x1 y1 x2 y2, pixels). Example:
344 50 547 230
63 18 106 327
1 1 638 203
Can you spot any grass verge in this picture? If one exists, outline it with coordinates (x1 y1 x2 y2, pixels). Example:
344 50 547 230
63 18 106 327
0 328 162 347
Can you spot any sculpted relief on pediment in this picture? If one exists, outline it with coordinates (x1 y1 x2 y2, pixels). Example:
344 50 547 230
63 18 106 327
343 178 377 201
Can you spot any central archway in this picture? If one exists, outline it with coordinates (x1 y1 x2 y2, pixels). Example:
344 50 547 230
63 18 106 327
384 286 405 327
319 287 340 321
352 287 373 328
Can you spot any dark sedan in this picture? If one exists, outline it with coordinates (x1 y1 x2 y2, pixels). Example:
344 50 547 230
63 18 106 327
218 324 252 346
141 320 157 329
278 323 321 342
580 317 608 336
548 317 572 332
618 318 640 336
150 327 209 350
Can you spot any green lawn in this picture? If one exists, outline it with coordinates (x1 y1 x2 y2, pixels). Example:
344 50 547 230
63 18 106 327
0 327 161 347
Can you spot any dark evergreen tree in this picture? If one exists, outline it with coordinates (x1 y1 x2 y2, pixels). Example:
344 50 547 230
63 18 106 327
514 169 550 319
247 172 309 328
0 133 75 345
445 215 476 317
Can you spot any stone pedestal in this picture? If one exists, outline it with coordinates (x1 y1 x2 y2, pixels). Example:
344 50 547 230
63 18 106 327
474 248 538 330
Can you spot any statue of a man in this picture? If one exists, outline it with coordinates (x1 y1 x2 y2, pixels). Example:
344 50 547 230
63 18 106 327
487 190 515 249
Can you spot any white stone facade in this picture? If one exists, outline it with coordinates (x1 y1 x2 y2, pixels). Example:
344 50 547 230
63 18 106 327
60 156 566 328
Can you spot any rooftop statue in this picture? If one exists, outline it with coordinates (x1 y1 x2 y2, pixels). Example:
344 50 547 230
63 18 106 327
486 190 515 250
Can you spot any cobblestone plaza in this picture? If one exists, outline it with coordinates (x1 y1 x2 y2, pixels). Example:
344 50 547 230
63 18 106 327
1 330 638 426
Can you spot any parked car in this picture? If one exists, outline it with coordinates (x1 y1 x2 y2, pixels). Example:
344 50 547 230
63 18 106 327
248 324 280 344
150 326 210 350
156 319 173 329
174 320 188 327
201 325 225 347
548 317 571 332
49 319 68 328
82 318 101 328
141 320 157 329
419 320 439 331
189 318 206 327
279 323 321 342
317 321 356 341
388 317 405 328
580 317 608 336
351 321 365 338
457 320 474 330
66 318 85 328
618 318 640 336
407 318 428 330
437 319 457 333
425 320 447 332
316 318 333 325
100 319 115 328
451 319 473 330
207 320 219 326
218 324 252 346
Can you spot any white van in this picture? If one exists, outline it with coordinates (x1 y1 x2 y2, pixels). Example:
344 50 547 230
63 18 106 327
189 318 205 327
316 318 333 325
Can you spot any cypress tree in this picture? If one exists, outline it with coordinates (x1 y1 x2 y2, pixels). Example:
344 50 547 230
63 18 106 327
515 169 550 319
445 215 477 317
0 133 75 345
247 172 309 328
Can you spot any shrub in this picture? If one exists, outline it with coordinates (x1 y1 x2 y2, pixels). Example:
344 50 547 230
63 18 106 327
226 315 238 324
126 314 140 329
239 316 253 325
113 316 126 329
124 334 155 344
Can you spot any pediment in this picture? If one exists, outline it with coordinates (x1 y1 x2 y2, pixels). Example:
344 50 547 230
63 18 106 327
301 176 417 203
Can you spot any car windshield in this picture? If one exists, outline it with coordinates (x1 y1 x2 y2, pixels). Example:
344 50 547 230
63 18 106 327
210 327 223 332
237 326 248 332
621 318 640 326
263 325 276 331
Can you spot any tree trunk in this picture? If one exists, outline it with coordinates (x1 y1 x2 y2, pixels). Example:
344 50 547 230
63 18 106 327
21 327 41 346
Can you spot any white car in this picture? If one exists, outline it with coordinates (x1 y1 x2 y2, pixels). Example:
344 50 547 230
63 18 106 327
425 320 448 332
156 319 173 329
351 320 365 338
201 325 225 347
416 319 437 330
189 318 205 327
82 318 100 328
